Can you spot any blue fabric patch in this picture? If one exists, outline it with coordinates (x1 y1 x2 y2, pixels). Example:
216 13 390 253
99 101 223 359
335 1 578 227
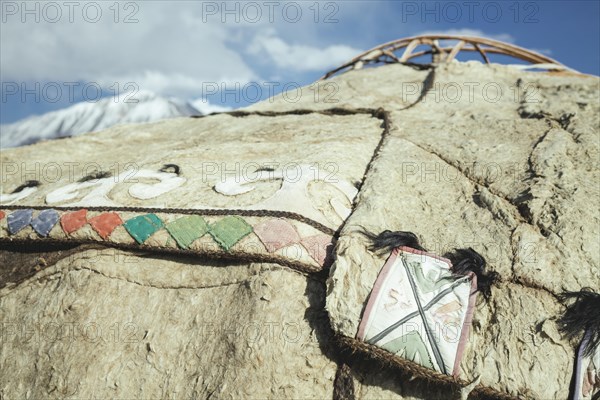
7 209 34 235
31 209 60 237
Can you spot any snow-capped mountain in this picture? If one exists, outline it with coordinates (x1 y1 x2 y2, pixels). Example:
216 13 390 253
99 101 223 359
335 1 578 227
1 91 228 148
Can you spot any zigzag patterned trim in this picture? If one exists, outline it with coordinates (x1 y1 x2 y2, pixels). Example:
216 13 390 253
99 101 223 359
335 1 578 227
0 206 335 273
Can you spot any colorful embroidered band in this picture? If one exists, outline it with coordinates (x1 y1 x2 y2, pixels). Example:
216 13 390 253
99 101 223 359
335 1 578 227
0 206 335 273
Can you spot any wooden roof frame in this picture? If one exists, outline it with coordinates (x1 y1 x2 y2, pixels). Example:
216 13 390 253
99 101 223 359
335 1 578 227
320 35 575 80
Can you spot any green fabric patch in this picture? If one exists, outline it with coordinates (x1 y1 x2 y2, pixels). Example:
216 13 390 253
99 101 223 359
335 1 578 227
123 214 164 244
409 261 450 294
383 331 435 370
209 216 253 251
165 215 209 249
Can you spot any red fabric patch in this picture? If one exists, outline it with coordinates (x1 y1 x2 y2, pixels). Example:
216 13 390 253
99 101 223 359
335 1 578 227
88 212 123 240
301 234 334 266
60 209 88 234
254 218 301 252
0 211 5 220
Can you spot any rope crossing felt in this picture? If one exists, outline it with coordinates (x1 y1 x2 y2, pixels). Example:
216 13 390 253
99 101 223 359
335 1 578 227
337 336 519 400
0 107 517 399
0 205 337 236
333 363 355 400
0 107 390 274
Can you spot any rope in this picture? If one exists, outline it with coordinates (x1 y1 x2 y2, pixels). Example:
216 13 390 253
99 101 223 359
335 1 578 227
0 237 324 275
193 107 386 120
0 205 336 237
337 336 520 400
0 105 520 399
333 363 355 400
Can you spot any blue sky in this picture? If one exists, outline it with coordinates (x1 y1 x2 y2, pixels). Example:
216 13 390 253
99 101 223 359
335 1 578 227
1 0 599 125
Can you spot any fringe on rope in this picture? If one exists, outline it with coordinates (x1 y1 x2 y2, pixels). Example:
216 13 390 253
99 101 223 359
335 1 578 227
558 287 600 357
364 230 500 300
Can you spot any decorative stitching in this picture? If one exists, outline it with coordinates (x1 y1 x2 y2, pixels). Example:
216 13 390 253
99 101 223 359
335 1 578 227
0 106 520 399
7 209 33 235
366 279 468 345
208 216 253 251
123 214 164 244
0 207 335 272
165 215 209 249
400 254 447 374
357 247 477 377
254 218 301 253
30 209 60 237
88 212 123 240
60 209 88 234
300 234 334 266
0 205 336 236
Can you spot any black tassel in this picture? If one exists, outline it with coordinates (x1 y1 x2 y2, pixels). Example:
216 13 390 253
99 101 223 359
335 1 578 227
443 248 499 301
10 180 41 193
78 171 112 182
255 166 275 172
558 288 600 357
363 230 426 253
159 164 181 175
364 230 499 300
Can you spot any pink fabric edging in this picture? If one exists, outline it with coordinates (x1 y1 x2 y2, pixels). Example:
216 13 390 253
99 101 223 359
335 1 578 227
452 272 478 377
355 246 478 378
573 331 592 400
356 248 399 340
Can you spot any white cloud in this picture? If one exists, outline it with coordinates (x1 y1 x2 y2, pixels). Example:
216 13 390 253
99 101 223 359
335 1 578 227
0 2 257 99
248 29 362 72
2 3 522 106
95 70 250 100
0 2 367 100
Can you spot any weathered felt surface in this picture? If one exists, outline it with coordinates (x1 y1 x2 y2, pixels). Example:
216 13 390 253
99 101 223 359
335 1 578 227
1 62 598 399
320 63 600 398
